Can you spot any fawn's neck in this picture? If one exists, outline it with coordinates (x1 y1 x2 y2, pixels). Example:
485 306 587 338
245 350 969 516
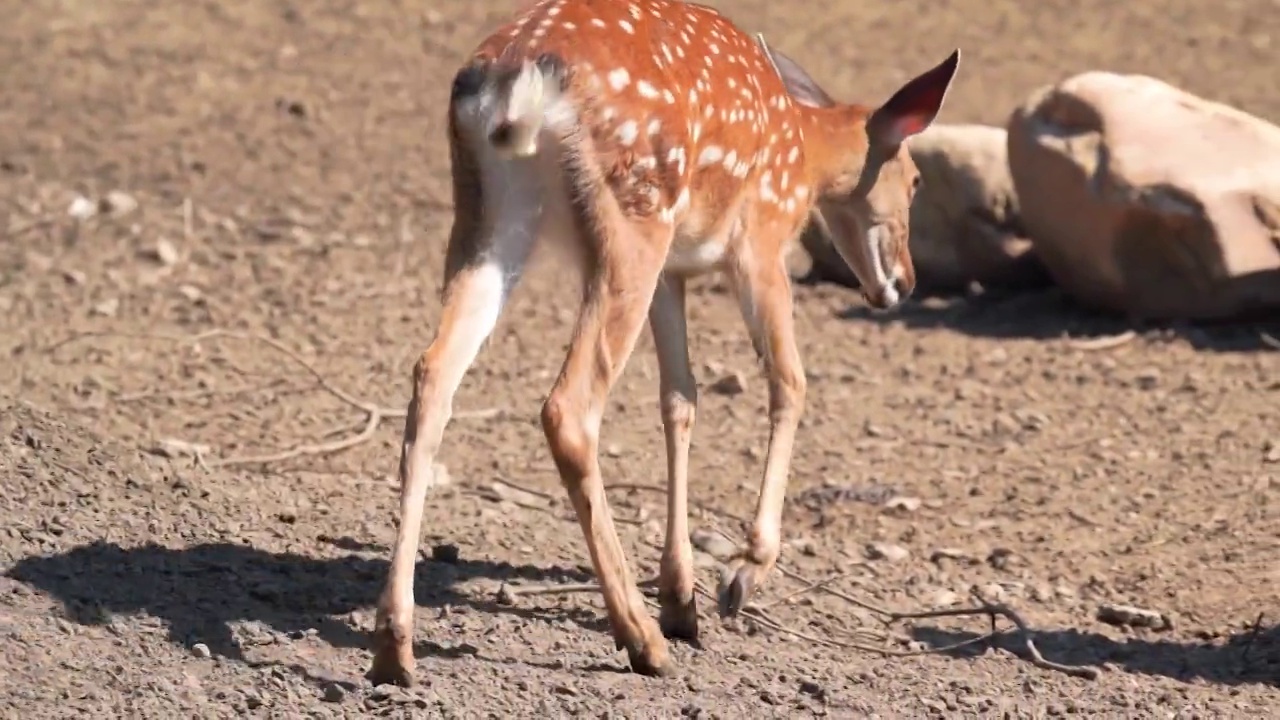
792 103 873 196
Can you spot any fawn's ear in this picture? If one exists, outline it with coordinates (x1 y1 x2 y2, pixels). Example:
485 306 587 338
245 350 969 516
759 37 836 109
867 49 961 147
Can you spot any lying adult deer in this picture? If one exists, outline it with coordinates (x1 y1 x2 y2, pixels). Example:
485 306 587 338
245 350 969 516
370 0 959 685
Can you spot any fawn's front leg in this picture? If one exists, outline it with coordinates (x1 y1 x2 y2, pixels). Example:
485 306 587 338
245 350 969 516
648 274 700 643
717 253 808 617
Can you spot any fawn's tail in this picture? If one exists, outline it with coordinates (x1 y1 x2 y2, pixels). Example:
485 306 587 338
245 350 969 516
478 55 568 158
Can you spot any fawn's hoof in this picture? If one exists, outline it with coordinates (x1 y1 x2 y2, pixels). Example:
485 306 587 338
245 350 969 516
623 634 675 677
367 621 416 687
658 592 700 646
717 557 771 618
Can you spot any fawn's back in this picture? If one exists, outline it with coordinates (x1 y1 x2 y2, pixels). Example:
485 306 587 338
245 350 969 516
460 0 816 276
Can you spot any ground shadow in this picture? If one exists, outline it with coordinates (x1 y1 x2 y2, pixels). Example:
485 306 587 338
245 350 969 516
822 283 1280 354
9 542 1279 692
910 623 1280 688
4 540 602 684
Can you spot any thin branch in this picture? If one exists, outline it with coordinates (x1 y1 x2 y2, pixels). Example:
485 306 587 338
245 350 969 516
604 482 749 524
114 379 298 403
487 526 1097 681
756 571 857 610
1068 331 1136 351
1241 611 1267 667
742 605 968 657
885 588 1099 679
775 564 891 617
702 515 1099 680
490 475 558 502
49 329 500 468
206 407 384 468
496 577 659 605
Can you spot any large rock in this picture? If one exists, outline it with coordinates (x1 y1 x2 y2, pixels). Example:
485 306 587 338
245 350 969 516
800 124 1046 294
1008 71 1280 320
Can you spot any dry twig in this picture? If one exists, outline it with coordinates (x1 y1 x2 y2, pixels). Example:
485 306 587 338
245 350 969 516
1260 332 1280 350
732 577 1096 678
1068 331 1136 351
496 576 660 607
604 482 749 524
883 587 1099 679
485 510 1098 681
756 571 856 610
115 379 299 404
1241 611 1267 667
50 329 501 468
490 475 557 502
716 517 1095 678
474 476 648 526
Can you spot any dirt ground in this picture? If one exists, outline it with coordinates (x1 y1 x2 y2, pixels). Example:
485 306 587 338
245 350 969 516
2 0 1279 716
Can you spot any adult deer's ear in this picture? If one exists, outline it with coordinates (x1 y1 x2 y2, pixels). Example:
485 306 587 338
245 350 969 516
758 37 837 109
867 49 961 147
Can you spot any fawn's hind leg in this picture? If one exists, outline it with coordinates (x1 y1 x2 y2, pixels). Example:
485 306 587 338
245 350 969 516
369 127 545 687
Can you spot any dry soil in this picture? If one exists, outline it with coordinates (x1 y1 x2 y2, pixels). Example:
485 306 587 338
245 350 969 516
2 0 1279 717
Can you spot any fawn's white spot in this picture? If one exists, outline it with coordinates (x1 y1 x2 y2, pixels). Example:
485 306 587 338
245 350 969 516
697 145 724 166
616 120 639 145
607 68 631 91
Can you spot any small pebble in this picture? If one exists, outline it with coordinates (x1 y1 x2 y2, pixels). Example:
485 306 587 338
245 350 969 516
932 589 960 607
691 528 737 561
708 372 747 396
101 190 138 216
883 496 922 513
865 542 909 563
68 195 96 219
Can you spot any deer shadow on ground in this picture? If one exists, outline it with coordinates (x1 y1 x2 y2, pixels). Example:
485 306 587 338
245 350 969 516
4 539 603 689
909 623 1280 688
9 539 1279 690
800 275 1280 354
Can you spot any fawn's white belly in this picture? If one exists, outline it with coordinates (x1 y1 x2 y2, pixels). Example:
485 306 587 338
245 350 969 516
664 238 728 275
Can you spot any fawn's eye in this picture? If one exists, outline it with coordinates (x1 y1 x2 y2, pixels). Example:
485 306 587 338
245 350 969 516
912 175 922 191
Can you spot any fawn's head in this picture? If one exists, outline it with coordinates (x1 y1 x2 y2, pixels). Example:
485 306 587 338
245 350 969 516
770 47 960 309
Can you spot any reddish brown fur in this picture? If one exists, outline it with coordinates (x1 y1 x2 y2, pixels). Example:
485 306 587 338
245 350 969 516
472 0 844 265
